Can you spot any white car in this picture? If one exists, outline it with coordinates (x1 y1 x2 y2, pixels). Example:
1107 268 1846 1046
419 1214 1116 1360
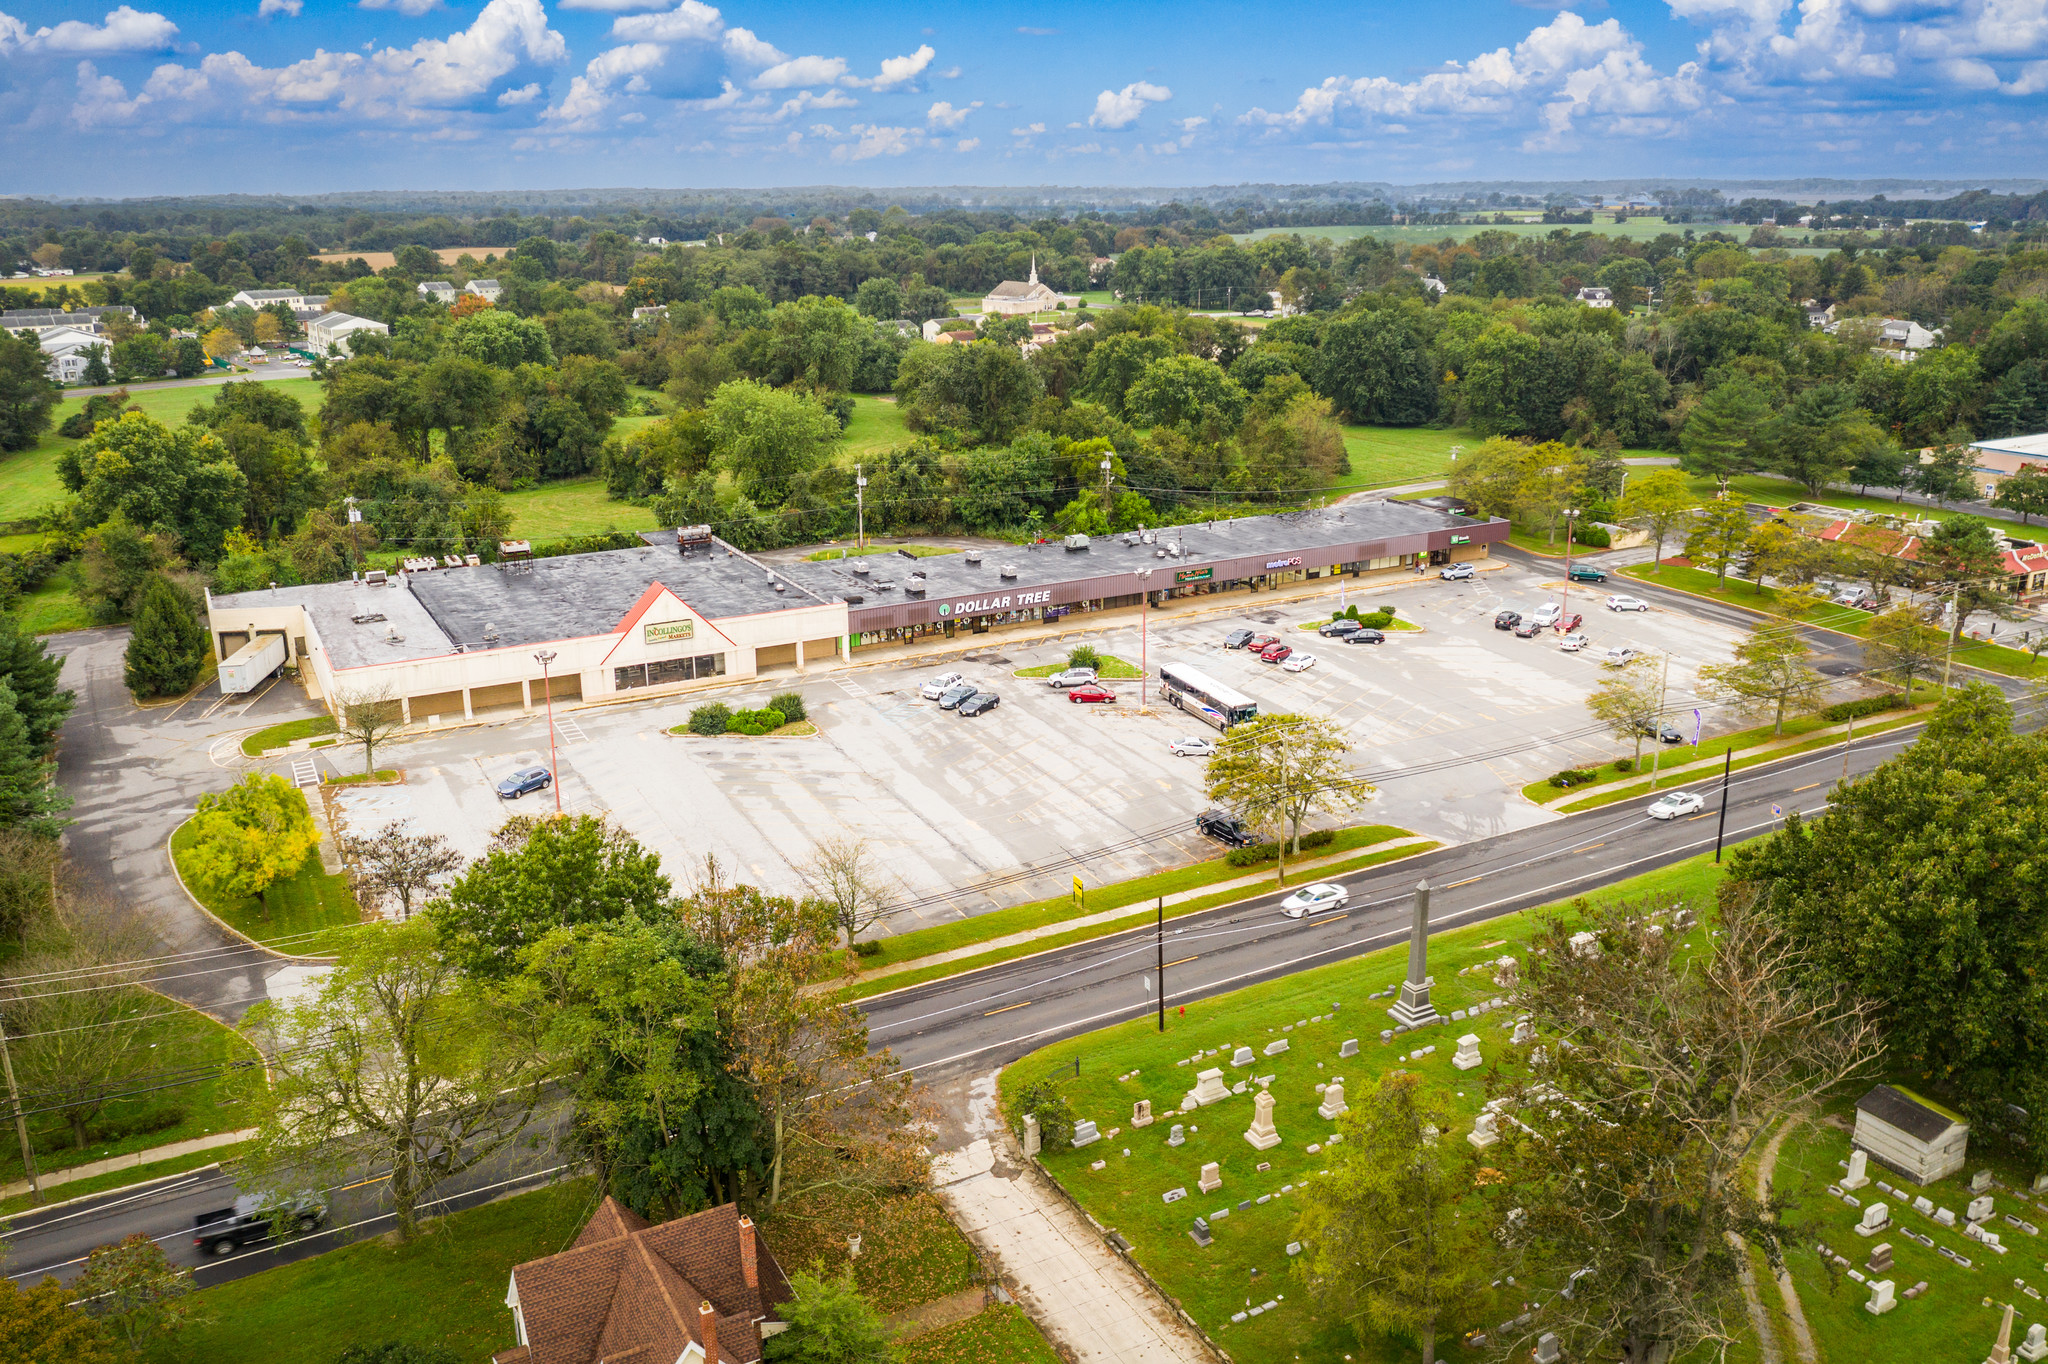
1605 595 1650 612
919 672 965 699
1647 791 1706 820
1559 632 1589 652
1281 882 1349 918
1604 646 1640 666
1282 652 1318 673
1439 563 1476 581
1047 667 1099 688
1530 602 1563 628
1168 735 1217 757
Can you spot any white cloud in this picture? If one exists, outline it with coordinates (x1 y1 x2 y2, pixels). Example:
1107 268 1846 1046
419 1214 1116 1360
360 0 444 14
257 0 302 16
766 86 856 120
720 25 783 66
753 53 846 87
1089 79 1171 128
830 122 919 159
0 5 180 55
1010 120 1044 135
560 0 671 9
497 81 542 104
857 43 934 88
936 64 961 78
543 40 664 128
956 136 979 150
612 1 723 43
926 98 979 127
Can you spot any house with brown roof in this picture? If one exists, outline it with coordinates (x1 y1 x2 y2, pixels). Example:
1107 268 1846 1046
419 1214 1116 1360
494 1198 793 1364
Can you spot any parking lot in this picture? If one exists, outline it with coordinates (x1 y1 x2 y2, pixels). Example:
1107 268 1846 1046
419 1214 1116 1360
301 557 1764 937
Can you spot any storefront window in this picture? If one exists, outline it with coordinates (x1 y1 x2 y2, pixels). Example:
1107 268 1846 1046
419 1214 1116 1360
615 653 725 691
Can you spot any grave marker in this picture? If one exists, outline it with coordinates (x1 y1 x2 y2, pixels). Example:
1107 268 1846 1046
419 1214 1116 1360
1865 1279 1897 1315
1072 1119 1100 1149
1132 1099 1154 1129
1199 1162 1222 1194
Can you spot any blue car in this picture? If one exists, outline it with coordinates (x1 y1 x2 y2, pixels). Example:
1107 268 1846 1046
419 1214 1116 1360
496 766 552 799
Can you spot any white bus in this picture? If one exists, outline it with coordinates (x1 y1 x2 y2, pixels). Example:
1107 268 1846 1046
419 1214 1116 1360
1159 661 1259 731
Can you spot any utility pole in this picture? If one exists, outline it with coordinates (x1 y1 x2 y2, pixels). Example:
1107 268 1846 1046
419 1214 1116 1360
1941 584 1961 693
855 465 867 550
535 650 561 815
1100 455 1115 520
1558 509 1578 630
1156 897 1165 1032
1647 651 1672 792
1136 566 1152 707
0 1014 40 1204
1843 708 1855 785
1713 749 1733 862
344 495 363 574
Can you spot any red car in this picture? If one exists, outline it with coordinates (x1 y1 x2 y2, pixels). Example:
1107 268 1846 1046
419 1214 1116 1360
1067 684 1118 704
1246 634 1279 653
1260 644 1293 664
1555 612 1584 633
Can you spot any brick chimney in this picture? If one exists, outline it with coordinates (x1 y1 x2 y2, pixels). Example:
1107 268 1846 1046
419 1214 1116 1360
737 1215 759 1290
699 1300 718 1362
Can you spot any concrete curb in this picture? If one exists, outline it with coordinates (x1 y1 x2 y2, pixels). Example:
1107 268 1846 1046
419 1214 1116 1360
0 1131 254 1204
165 816 337 966
0 1159 234 1225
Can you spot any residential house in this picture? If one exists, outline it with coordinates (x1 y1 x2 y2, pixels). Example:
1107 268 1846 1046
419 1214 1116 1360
1575 286 1615 308
1019 322 1058 353
1803 300 1836 329
930 328 978 345
1806 513 2048 600
1877 317 1939 353
465 279 504 303
981 257 1070 316
417 281 458 305
631 305 670 320
37 327 107 383
1 305 140 336
1967 431 2048 498
494 1198 791 1364
229 287 316 311
304 311 390 354
1420 276 1449 297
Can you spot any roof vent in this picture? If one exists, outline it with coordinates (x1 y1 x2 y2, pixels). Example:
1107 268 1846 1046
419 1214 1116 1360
484 622 500 643
1141 531 1155 545
851 563 871 576
964 551 981 564
1156 548 1167 558
364 569 387 586
349 612 387 625
876 580 896 591
772 582 785 593
842 593 864 604
999 564 1018 579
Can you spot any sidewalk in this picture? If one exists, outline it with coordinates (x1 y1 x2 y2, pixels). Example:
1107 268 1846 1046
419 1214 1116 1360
846 834 1434 991
933 1072 1215 1364
0 1128 255 1201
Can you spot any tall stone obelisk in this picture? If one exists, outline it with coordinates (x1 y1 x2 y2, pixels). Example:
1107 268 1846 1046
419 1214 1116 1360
1387 878 1442 1029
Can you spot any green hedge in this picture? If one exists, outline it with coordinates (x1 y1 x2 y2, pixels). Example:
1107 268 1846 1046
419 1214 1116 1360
768 691 807 723
1819 692 1905 723
1225 828 1337 866
687 702 732 735
1548 768 1601 789
1574 523 1612 549
727 707 785 736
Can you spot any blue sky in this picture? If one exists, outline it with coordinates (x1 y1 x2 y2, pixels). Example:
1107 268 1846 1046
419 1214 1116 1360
1 0 2043 195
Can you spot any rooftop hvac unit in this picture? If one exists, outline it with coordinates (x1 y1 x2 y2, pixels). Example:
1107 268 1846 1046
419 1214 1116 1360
677 524 714 551
364 569 387 586
1063 534 1091 551
772 583 786 593
964 551 982 564
1141 531 1155 544
842 593 864 604
999 565 1018 579
1168 542 1184 557
875 581 896 591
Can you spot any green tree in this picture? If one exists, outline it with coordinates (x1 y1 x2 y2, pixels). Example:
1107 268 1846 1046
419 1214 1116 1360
122 574 210 698
1995 466 2048 525
1697 622 1824 735
1862 605 1946 693
1683 500 1753 588
62 411 248 563
72 1235 195 1354
243 918 553 1242
0 330 60 452
1847 439 1910 498
1202 713 1373 883
81 344 112 387
1317 306 1438 425
1124 353 1248 434
762 1269 896 1364
1915 440 1980 506
0 1274 116 1363
1619 468 1699 567
432 814 672 977
448 309 555 369
766 296 868 394
1918 513 2008 643
0 680 69 836
853 277 903 320
1760 385 1882 498
0 614 73 757
1291 1071 1486 1363
1588 651 1664 766
184 773 317 914
1679 379 1769 496
705 379 839 508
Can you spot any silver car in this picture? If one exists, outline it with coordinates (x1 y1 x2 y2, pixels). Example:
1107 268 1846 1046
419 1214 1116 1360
1169 735 1217 757
1048 667 1099 689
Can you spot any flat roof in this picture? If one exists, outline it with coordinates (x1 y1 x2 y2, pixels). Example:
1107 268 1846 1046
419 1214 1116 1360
211 579 457 670
1974 433 2048 458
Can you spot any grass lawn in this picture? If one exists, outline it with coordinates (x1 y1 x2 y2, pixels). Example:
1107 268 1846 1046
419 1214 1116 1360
1003 853 1730 1364
838 393 912 460
170 820 361 954
1014 654 1143 679
501 476 657 542
241 714 338 756
0 1000 263 1190
1293 610 1420 632
0 1141 253 1219
1623 562 2048 678
144 1176 598 1364
1701 473 2048 541
899 1306 1064 1364
1332 427 1662 495
761 1189 980 1313
805 543 959 561
325 769 400 785
15 577 94 635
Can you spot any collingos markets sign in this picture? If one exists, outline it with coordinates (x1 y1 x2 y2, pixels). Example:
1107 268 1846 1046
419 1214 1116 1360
937 589 1054 617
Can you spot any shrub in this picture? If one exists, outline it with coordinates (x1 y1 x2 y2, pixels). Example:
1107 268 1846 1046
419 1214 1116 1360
822 393 856 430
687 702 731 735
336 1347 462 1364
1012 1078 1075 1148
852 938 883 958
1357 609 1394 629
1614 757 1634 772
1067 644 1101 671
1574 523 1612 549
89 1106 185 1143
1547 768 1600 789
1819 692 1905 723
1224 828 1338 866
768 691 807 723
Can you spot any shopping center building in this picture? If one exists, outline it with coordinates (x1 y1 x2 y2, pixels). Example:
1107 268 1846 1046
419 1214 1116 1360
205 500 1505 724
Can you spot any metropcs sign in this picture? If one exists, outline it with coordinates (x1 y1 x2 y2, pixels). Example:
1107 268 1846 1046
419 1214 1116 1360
937 589 1054 618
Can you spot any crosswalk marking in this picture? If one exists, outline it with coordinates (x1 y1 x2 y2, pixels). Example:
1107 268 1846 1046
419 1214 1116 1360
290 758 318 789
556 717 589 745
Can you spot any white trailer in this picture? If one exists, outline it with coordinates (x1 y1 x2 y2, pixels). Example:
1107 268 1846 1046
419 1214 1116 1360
217 633 286 694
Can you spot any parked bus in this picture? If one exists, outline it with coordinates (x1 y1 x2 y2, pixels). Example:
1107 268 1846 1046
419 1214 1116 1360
1159 661 1259 731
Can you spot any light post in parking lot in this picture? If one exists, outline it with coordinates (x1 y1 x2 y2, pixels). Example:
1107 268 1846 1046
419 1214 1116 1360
1136 566 1153 706
535 649 562 815
1558 508 1581 632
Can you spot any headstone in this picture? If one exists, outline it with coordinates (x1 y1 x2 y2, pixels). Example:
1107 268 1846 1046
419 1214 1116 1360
1264 1038 1290 1057
1244 1089 1282 1151
1388 879 1443 1028
1453 1034 1484 1071
1318 1081 1350 1121
1513 1020 1536 1046
1071 1120 1100 1149
1212 1207 1229 1220
1162 1187 1187 1204
1231 1046 1255 1067
2019 1323 2048 1362
1232 1081 1248 1095
1992 1301 2017 1364
1975 1169 1996 1193
1972 1195 1997 1223
1285 1241 1302 1256
1913 1195 1935 1216
1199 1161 1222 1194
1022 1114 1042 1157
1494 955 1519 986
1089 1159 1106 1171
1865 1279 1897 1315
1190 1068 1232 1106
2035 1174 2048 1195
1131 1099 1154 1129
1867 1243 1894 1274
1843 1149 1871 1190
1857 1202 1891 1237
1167 1123 1186 1147
1936 1206 1957 1227
1257 1194 1270 1205
1189 1217 1212 1248
1340 1038 1360 1057
1534 1331 1563 1363
1451 1010 1467 1022
1469 1111 1501 1149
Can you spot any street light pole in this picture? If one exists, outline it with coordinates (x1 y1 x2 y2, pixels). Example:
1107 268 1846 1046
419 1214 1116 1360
535 649 561 815
1558 509 1578 630
855 465 867 550
1713 748 1733 862
1136 566 1152 706
1156 896 1165 1032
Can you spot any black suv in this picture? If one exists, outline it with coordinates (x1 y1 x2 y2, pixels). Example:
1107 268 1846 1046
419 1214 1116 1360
1196 809 1256 847
193 1194 328 1257
1494 610 1522 630
1318 619 1362 638
1224 628 1256 649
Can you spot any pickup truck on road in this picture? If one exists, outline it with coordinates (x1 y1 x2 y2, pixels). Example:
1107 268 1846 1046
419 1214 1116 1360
192 1194 327 1257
